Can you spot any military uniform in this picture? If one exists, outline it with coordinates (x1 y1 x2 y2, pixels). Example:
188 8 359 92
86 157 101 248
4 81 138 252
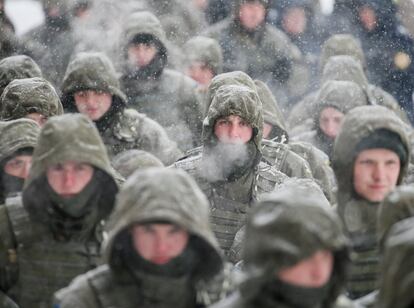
175 82 288 256
138 0 206 45
55 168 228 308
183 36 223 78
0 119 39 204
377 185 414 246
354 0 414 122
288 55 409 132
211 182 353 308
0 7 20 61
319 34 366 76
183 36 223 107
0 114 118 307
120 11 202 151
254 79 336 204
0 55 42 96
203 0 308 106
61 52 182 165
0 290 18 308
332 105 410 299
0 77 63 122
355 186 414 307
255 79 314 180
376 216 414 308
21 0 75 87
293 80 368 159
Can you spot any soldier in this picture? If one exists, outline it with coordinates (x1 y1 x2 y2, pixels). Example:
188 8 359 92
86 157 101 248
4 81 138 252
332 105 410 299
203 71 334 201
293 80 368 160
288 55 409 134
0 0 20 60
174 82 288 256
0 55 42 96
202 72 332 201
0 119 39 205
318 34 366 76
120 11 202 151
325 0 360 35
183 36 223 92
354 0 414 121
138 0 206 46
255 80 313 180
204 0 309 107
0 77 63 126
21 0 75 87
288 33 367 130
275 0 328 82
377 186 414 247
0 114 118 307
358 185 414 307
61 52 182 165
254 79 337 204
375 216 414 308
54 168 226 308
211 183 352 308
355 186 414 307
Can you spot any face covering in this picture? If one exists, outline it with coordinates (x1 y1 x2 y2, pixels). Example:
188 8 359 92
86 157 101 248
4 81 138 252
2 172 25 198
252 278 331 308
1 148 33 199
46 171 101 218
121 234 200 278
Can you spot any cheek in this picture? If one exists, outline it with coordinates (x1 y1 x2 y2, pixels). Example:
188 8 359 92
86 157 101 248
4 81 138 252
389 166 401 184
353 166 367 188
242 126 253 141
214 125 228 140
74 99 87 111
133 234 154 259
169 233 189 256
100 99 112 112
46 172 62 191
77 171 93 189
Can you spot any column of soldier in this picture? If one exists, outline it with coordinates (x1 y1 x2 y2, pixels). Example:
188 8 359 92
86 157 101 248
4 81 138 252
0 0 413 307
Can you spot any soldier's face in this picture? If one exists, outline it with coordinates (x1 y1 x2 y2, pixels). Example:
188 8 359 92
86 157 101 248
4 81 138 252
239 2 266 30
281 7 307 35
131 223 189 265
3 155 32 179
353 149 400 202
359 6 377 32
214 115 253 144
185 62 214 87
318 107 344 139
25 113 48 127
74 90 113 121
277 250 334 288
47 161 94 198
128 43 158 68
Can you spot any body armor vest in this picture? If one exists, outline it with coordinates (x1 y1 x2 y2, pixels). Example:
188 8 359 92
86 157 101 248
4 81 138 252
5 197 102 308
175 154 286 257
261 140 289 172
67 263 233 308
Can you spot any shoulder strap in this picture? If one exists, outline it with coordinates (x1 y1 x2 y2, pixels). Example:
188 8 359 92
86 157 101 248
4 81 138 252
261 140 289 171
5 195 33 246
253 162 288 199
